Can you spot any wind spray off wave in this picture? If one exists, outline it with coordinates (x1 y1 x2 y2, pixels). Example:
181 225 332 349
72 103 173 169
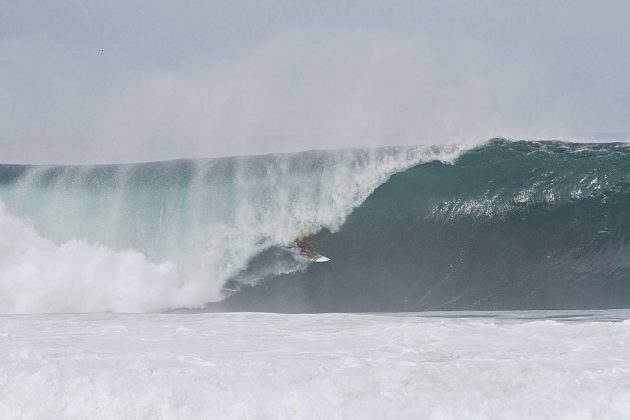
0 145 469 313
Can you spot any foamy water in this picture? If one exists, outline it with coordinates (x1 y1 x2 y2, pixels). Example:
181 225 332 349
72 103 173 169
2 311 629 419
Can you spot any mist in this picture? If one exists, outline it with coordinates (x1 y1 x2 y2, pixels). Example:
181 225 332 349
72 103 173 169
1 1 629 164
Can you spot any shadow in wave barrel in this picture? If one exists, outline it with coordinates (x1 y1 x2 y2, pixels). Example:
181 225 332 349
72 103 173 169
217 140 630 312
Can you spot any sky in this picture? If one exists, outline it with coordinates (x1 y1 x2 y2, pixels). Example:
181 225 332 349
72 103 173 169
1 0 629 164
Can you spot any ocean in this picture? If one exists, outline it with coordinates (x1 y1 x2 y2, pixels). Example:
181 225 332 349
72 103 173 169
1 139 630 418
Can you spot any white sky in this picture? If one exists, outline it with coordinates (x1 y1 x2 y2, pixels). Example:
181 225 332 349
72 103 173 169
1 1 629 164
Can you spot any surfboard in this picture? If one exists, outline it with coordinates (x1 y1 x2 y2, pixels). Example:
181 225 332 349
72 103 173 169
286 244 330 263
310 254 330 263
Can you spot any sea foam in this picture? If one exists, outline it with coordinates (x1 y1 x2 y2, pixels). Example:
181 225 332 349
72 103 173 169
1 312 628 419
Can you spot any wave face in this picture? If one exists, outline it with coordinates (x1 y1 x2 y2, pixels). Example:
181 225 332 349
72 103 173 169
219 140 630 312
0 145 466 313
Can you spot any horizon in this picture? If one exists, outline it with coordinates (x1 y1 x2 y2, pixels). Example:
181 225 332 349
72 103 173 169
3 134 630 166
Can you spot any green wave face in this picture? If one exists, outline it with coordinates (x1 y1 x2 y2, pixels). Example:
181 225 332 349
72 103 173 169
223 140 630 312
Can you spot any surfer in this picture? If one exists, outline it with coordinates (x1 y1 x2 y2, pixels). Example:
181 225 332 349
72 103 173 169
287 234 330 263
295 234 311 251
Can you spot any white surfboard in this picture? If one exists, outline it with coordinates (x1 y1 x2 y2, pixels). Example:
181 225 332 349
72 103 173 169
286 244 330 263
311 254 330 263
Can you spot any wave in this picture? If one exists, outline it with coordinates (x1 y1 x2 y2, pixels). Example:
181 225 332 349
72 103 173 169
0 144 468 313
218 139 630 312
3 139 629 314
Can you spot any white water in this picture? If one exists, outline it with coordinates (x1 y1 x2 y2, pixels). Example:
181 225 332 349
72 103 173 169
1 311 629 419
0 145 471 314
0 201 200 313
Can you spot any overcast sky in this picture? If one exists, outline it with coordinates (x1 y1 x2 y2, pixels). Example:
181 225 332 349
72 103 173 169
1 1 629 164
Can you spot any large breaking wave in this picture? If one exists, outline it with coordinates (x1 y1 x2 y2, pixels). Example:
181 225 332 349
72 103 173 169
2 139 630 313
0 145 466 313
220 139 630 312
